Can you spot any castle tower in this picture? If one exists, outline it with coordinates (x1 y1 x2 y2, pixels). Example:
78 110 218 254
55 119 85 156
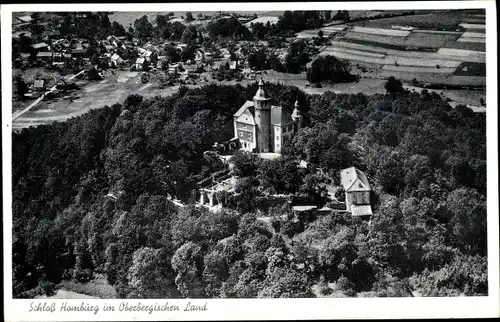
254 79 272 153
291 98 304 130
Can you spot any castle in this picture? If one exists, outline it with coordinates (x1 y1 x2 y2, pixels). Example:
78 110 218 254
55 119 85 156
233 79 303 154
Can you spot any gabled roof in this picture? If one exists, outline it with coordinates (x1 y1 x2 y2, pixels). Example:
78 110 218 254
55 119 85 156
234 100 254 117
271 106 294 126
135 57 145 64
33 42 48 49
340 167 371 192
235 109 255 125
71 48 87 54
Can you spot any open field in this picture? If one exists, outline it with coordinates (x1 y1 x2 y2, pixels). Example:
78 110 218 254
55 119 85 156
245 16 279 27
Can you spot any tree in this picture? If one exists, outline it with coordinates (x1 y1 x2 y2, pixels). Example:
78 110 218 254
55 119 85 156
134 15 153 38
230 151 260 177
171 242 206 298
112 21 126 36
87 67 102 81
306 55 354 83
446 188 486 255
181 45 196 62
384 76 404 100
248 48 268 70
14 75 29 100
127 247 178 298
123 94 143 110
318 29 324 38
185 12 194 22
259 157 302 194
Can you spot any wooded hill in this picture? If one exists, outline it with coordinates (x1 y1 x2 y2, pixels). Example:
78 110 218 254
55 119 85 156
13 81 487 298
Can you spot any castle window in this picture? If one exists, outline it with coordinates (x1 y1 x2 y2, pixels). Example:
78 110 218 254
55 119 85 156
239 132 243 138
244 124 247 128
248 133 251 139
276 135 280 140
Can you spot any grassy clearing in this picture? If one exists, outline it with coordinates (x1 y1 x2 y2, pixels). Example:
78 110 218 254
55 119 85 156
58 274 117 299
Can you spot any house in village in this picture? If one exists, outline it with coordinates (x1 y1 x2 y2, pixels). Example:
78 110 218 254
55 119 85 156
33 79 46 91
204 51 214 62
71 48 87 58
36 51 53 63
135 57 146 70
32 42 49 52
111 53 124 67
232 79 303 153
168 62 181 74
340 167 373 218
41 30 60 42
195 50 204 62
220 48 231 59
229 60 238 70
138 47 158 63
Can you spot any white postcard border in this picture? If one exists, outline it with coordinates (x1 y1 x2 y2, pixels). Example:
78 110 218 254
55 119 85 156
2 1 499 320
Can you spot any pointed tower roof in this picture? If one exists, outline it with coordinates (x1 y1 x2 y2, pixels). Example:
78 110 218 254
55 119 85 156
253 78 270 101
292 98 302 119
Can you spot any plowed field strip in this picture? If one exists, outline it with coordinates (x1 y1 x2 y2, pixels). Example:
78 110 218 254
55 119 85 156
381 64 456 74
352 26 411 37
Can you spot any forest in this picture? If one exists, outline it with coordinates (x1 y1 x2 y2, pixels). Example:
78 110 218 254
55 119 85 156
12 80 487 298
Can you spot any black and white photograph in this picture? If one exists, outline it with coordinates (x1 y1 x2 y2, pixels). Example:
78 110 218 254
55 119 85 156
2 1 499 320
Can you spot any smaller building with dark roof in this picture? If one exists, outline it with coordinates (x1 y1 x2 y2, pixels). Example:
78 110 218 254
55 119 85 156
340 166 373 217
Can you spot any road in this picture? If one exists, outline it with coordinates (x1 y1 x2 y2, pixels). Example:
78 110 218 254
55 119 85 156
12 70 85 122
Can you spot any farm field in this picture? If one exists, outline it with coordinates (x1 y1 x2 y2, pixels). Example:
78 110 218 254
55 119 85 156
444 41 486 52
296 25 347 39
357 10 484 31
453 62 487 77
318 10 486 89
